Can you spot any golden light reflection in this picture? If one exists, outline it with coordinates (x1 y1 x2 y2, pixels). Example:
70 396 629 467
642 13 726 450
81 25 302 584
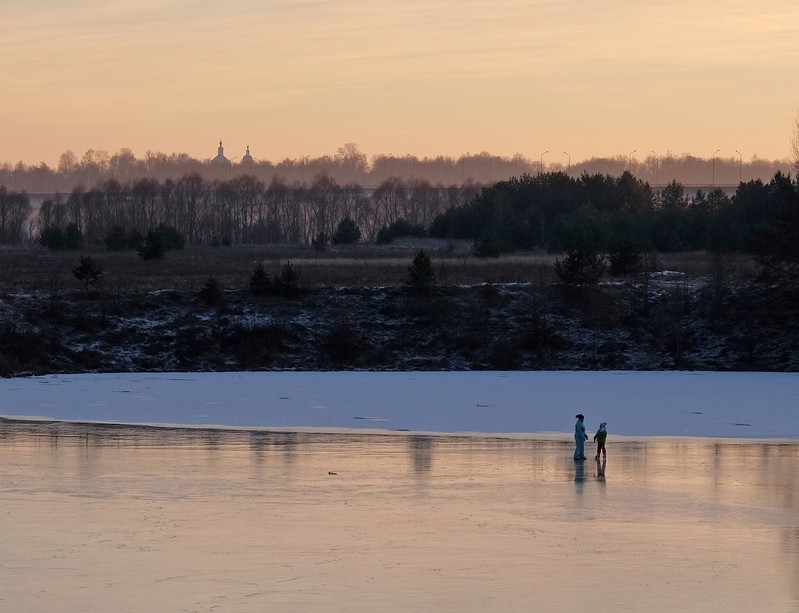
1 422 797 611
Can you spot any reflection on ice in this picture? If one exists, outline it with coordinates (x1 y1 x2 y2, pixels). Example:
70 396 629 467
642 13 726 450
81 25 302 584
1 421 798 612
596 456 607 482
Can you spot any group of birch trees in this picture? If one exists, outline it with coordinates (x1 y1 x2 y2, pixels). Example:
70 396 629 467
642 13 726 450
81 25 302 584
6 174 478 247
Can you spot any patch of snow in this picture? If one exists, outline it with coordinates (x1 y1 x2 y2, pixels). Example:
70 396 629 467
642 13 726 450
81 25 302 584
2 371 797 439
650 270 684 278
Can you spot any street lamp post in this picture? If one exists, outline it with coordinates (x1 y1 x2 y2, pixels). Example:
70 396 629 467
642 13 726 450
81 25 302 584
564 151 570 175
651 151 659 188
628 149 637 173
712 149 720 187
735 150 742 181
539 151 548 175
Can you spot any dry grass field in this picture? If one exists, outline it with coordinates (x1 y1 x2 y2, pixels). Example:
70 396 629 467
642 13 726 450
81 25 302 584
0 242 758 295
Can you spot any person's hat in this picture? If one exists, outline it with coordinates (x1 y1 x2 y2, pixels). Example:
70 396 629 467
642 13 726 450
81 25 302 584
575 413 584 419
600 422 607 427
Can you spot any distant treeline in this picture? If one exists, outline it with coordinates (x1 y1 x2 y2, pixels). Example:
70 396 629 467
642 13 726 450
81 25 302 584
1 171 797 273
0 144 792 193
1 175 479 246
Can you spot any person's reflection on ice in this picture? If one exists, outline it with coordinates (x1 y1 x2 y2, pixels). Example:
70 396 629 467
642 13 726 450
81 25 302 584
596 456 606 482
574 459 586 484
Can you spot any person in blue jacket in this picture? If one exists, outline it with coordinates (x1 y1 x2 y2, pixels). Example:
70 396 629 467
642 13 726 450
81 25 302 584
574 413 588 460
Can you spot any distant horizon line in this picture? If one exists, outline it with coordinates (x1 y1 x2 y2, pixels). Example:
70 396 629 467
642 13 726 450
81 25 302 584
0 152 794 172
1 144 793 169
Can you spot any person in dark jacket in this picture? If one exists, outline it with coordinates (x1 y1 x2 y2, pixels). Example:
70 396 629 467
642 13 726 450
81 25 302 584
593 421 608 460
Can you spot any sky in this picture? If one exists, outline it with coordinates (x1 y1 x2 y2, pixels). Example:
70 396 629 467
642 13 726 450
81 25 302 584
3 0 799 168
2 370 797 438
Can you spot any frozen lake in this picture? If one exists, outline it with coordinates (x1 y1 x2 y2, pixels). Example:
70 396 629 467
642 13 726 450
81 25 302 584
1 421 797 612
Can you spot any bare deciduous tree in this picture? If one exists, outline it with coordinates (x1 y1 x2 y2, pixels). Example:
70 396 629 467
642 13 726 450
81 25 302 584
791 110 799 173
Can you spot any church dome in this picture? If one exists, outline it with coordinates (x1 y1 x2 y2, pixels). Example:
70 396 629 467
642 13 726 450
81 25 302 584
241 145 254 166
211 140 231 166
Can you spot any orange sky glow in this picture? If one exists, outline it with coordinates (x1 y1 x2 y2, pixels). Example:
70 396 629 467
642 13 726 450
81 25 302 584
2 0 799 167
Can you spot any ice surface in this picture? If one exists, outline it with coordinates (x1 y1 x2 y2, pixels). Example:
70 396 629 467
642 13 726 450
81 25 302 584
2 372 798 611
2 370 798 438
0 424 797 612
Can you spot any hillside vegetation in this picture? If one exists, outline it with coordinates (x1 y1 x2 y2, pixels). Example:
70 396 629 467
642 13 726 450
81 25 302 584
0 245 796 376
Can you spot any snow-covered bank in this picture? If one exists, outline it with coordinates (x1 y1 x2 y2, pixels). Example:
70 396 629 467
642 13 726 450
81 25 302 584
2 370 797 439
3 281 798 376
